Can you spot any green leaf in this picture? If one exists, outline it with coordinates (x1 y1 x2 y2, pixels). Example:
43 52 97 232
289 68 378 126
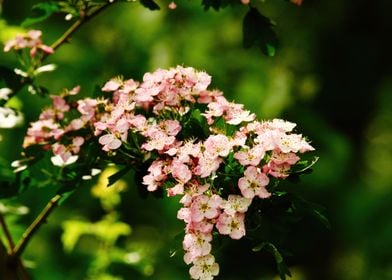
291 195 330 229
291 156 319 175
21 1 60 27
252 242 291 280
139 0 160 11
243 7 278 56
107 165 132 187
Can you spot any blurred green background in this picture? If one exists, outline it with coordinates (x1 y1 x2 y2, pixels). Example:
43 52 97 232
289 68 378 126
1 0 391 279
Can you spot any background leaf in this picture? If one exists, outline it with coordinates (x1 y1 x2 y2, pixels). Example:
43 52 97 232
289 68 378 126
21 1 60 27
139 0 160 11
243 7 278 56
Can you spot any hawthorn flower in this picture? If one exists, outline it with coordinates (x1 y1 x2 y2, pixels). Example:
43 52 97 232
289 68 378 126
183 232 213 264
220 195 252 216
4 30 54 56
234 144 265 166
189 254 219 280
270 150 300 165
98 133 122 151
238 166 270 199
194 153 222 178
141 128 176 152
171 159 192 184
19 66 317 280
225 103 255 125
204 134 232 158
216 212 246 239
190 194 222 222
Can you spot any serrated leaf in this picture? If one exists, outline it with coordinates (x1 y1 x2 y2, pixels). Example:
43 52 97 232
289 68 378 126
107 165 132 187
21 1 60 27
243 7 278 56
139 0 160 10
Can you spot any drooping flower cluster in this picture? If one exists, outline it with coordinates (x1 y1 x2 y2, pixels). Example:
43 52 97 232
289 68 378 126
3 30 54 57
22 66 314 279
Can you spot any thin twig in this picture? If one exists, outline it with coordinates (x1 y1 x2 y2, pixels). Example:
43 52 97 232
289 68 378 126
0 210 15 252
49 2 115 52
11 194 62 259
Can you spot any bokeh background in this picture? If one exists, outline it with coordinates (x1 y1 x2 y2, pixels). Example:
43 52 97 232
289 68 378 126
1 0 391 279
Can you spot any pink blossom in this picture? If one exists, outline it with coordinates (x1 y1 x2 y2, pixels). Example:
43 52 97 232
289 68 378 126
102 78 122 92
269 119 297 132
171 159 192 184
141 129 176 152
216 212 246 240
98 134 122 151
204 134 231 158
265 161 291 178
187 219 214 234
190 194 222 222
189 254 219 280
160 119 181 136
220 195 252 216
71 136 84 153
194 153 222 178
225 103 255 125
177 207 192 223
238 166 270 199
197 90 222 104
51 95 70 119
167 183 185 196
77 98 97 122
142 160 167 191
4 30 54 56
183 232 212 264
234 144 265 166
270 150 300 165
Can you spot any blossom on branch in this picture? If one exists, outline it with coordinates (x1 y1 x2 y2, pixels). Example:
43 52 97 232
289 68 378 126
20 66 316 280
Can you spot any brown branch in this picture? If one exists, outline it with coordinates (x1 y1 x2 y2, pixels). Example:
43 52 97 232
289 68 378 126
11 195 62 259
49 2 116 53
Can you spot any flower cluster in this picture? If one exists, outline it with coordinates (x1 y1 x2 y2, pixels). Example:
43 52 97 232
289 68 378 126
3 30 54 57
22 66 314 279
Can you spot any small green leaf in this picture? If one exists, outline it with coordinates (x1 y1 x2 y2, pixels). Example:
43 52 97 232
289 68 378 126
21 1 60 27
253 242 291 280
139 0 160 10
291 156 319 174
243 7 279 56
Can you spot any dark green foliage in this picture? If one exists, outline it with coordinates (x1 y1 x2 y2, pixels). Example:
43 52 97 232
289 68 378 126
243 7 278 56
21 1 60 27
140 0 160 11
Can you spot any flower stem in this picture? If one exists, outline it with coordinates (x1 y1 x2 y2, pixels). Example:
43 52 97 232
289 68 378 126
11 194 62 259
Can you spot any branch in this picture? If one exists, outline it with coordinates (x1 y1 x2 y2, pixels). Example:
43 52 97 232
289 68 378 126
11 194 62 259
49 2 116 53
